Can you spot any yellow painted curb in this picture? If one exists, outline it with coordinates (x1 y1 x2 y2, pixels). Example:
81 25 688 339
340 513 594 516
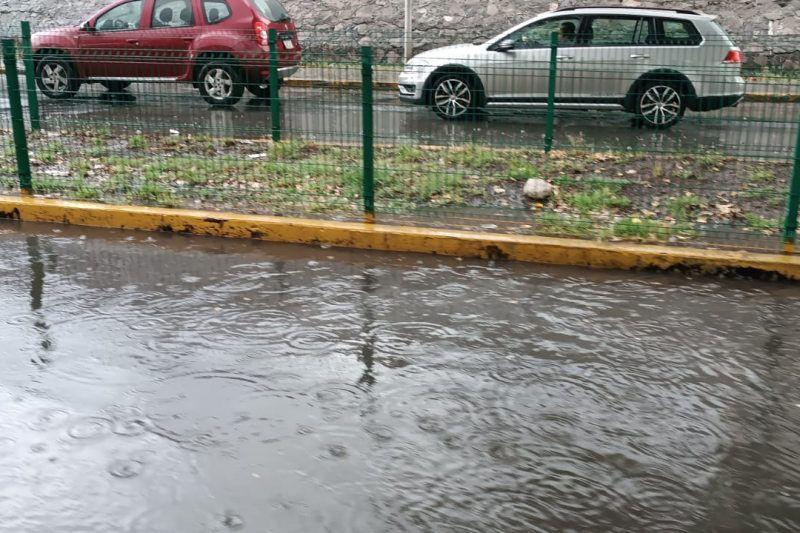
1 195 799 279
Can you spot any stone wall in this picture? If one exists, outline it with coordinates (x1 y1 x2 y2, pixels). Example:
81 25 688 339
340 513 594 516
2 0 798 65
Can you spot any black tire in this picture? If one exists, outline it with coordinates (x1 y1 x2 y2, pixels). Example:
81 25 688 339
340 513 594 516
35 55 81 99
247 83 270 99
197 61 244 107
634 80 686 129
429 74 481 121
100 81 132 92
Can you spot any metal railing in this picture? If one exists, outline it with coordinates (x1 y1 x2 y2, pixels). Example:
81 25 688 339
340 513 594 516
1 22 799 254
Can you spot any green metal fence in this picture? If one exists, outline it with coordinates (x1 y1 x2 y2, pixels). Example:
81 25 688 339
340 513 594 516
1 22 799 254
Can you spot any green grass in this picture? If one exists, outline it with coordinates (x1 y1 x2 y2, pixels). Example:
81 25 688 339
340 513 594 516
535 212 596 238
743 186 786 207
507 163 540 181
128 135 148 151
667 194 702 221
693 152 725 169
613 217 695 240
34 142 67 164
746 168 776 183
566 185 631 213
392 145 426 164
744 213 779 231
444 144 507 170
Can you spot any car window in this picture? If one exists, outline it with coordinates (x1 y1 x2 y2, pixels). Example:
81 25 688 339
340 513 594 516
152 0 194 28
657 19 702 46
203 0 231 24
507 16 582 49
96 0 144 31
585 16 642 46
249 0 290 22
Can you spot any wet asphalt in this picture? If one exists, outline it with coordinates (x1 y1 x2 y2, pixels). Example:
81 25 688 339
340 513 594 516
1 78 798 159
1 221 800 532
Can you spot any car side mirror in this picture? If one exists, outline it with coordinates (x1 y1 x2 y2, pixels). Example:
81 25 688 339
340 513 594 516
495 39 515 52
80 21 95 32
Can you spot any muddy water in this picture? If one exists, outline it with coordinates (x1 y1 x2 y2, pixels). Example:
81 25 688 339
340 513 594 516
1 222 799 532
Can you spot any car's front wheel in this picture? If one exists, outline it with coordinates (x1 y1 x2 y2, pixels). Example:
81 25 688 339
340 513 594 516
635 81 685 129
430 75 478 120
35 56 81 99
198 62 244 107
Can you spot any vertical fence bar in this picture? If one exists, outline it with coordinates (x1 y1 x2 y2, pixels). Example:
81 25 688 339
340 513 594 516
2 39 33 194
20 21 40 131
361 45 375 221
268 28 281 143
544 31 558 154
782 121 800 253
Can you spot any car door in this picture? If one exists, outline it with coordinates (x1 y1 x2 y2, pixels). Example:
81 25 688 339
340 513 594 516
563 15 655 100
484 15 582 101
135 0 201 79
77 0 149 79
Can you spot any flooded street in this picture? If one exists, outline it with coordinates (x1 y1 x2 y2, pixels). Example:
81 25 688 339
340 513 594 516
1 221 800 532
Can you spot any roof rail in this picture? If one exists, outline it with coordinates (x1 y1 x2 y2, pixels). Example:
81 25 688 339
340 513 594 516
555 6 701 15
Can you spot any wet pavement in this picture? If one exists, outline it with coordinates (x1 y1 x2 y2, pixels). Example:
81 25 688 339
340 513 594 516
1 79 798 159
1 221 800 532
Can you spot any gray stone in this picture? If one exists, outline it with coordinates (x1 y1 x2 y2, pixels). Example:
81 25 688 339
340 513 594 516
3 0 799 67
522 178 553 200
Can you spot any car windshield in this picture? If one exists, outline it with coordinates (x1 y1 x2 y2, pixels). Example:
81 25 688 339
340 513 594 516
248 0 289 21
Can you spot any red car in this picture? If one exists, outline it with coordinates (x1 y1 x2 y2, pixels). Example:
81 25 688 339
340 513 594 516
32 0 301 106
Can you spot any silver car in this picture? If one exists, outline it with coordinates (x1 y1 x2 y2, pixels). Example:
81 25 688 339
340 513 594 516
398 6 745 128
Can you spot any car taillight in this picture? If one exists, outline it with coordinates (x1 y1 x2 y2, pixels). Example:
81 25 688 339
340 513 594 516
254 20 269 46
723 50 743 64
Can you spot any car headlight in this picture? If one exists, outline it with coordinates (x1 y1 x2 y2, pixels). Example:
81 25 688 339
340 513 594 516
402 59 432 75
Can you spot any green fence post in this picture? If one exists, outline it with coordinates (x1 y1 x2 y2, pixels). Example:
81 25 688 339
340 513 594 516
544 31 558 154
20 21 41 131
361 46 375 222
782 121 800 253
2 39 33 194
268 29 281 143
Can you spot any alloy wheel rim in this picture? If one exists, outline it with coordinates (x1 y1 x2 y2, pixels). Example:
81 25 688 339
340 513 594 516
42 63 68 94
204 68 233 99
434 78 471 118
640 85 681 125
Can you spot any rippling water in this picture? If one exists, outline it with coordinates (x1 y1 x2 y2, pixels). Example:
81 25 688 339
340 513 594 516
1 222 800 532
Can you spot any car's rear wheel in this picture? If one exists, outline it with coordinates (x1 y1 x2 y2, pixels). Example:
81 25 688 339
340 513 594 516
198 62 244 107
635 81 685 129
100 81 132 92
35 56 81 99
430 75 478 120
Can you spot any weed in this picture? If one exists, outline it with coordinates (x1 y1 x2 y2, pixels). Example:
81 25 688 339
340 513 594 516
693 151 725 169
744 213 779 231
128 135 148 150
69 159 92 179
673 167 696 180
535 212 596 238
507 163 539 181
35 142 67 164
613 218 668 239
746 167 776 183
566 185 631 213
131 181 176 206
445 144 505 170
393 145 426 164
667 193 702 221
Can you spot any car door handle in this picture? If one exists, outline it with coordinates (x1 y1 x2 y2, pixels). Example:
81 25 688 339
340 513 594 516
182 37 194 43
630 54 650 59
126 39 139 45
557 55 574 60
